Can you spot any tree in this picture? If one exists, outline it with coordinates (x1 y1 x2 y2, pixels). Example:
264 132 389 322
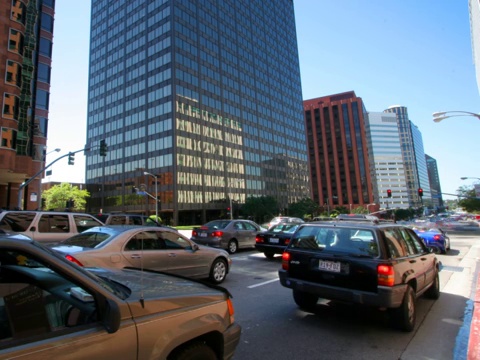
288 198 320 219
42 183 90 211
240 196 278 224
457 185 480 213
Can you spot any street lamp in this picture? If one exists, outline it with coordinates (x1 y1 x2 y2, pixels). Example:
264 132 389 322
228 179 242 220
460 177 480 181
39 147 61 209
432 111 480 123
367 203 376 214
326 196 337 217
144 171 158 223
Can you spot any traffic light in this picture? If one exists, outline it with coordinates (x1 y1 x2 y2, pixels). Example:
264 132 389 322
387 189 392 198
418 188 423 197
99 139 108 156
68 152 75 165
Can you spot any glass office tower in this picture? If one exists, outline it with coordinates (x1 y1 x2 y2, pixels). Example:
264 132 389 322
85 0 309 225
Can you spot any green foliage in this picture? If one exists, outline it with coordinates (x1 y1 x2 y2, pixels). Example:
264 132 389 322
42 183 90 212
352 207 368 214
240 196 278 223
287 198 320 218
457 186 480 212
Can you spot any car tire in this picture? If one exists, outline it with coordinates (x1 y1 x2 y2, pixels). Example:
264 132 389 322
209 258 227 284
293 290 318 312
227 240 238 254
389 285 416 332
425 271 440 300
170 341 217 360
264 252 275 260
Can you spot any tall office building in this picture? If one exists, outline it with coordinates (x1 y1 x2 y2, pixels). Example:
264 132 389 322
364 112 409 209
304 91 375 213
470 0 480 95
384 106 431 209
85 0 309 225
425 154 443 210
0 0 55 210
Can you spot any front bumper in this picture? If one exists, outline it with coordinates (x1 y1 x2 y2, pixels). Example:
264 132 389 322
223 322 242 360
278 269 407 308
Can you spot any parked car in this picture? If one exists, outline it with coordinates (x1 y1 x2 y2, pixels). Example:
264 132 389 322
266 216 304 229
255 222 301 259
0 211 104 244
278 220 440 332
191 219 262 254
0 231 241 359
50 225 231 284
94 213 152 225
412 227 450 254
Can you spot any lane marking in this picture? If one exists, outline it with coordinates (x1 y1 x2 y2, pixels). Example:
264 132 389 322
248 278 279 288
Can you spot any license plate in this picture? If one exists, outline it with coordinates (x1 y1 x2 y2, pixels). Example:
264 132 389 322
199 233 207 237
319 260 341 273
269 237 279 244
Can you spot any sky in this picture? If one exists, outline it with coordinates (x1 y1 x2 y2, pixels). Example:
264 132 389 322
45 1 480 200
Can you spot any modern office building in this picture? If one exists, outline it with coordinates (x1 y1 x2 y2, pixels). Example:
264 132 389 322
425 154 443 210
85 0 310 225
304 91 375 213
384 105 431 209
470 0 480 95
0 0 56 210
364 111 409 210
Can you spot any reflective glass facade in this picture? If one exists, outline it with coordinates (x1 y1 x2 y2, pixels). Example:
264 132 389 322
85 0 309 225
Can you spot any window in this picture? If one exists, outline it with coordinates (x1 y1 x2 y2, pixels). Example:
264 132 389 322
6 60 22 87
9 29 24 55
125 231 165 250
42 0 55 8
33 116 48 137
383 229 407 258
0 212 35 232
3 94 20 120
39 38 52 57
37 63 51 84
11 0 26 25
0 127 17 149
0 248 97 349
36 89 49 110
38 215 70 233
73 215 103 232
41 13 54 33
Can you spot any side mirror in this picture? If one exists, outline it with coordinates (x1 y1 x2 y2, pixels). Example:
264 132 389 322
191 243 199 252
103 298 121 333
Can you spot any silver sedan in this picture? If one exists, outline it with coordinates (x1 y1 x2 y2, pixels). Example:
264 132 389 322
50 225 232 284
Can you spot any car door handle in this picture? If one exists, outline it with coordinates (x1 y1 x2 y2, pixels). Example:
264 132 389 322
409 260 416 263
131 255 142 259
168 253 177 257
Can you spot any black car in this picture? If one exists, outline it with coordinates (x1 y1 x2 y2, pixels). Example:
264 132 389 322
278 220 441 332
255 222 302 259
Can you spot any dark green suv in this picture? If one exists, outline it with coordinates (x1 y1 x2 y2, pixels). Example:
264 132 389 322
278 220 441 332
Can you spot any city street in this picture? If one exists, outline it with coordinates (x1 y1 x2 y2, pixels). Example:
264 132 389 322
215 231 480 360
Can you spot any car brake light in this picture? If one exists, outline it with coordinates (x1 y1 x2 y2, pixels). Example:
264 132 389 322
377 264 394 286
192 230 198 236
256 235 264 243
285 238 290 245
65 254 84 267
212 230 223 237
433 235 441 241
282 252 290 270
227 298 235 324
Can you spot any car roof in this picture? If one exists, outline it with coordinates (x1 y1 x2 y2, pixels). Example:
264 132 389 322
81 225 177 234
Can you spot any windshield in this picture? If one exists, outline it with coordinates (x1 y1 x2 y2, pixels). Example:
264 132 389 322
270 224 299 233
204 220 230 229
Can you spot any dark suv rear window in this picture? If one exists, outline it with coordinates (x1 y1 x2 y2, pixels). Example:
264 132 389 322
289 225 379 257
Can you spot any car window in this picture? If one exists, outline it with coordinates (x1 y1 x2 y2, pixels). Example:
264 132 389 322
383 229 407 258
162 232 190 250
243 222 258 231
205 221 229 230
0 249 98 350
233 222 245 230
125 231 165 250
60 232 111 248
130 216 143 225
38 215 70 233
110 216 126 225
0 212 36 232
400 228 426 254
73 215 103 232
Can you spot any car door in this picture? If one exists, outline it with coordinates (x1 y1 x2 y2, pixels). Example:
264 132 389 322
241 221 259 248
161 232 209 278
121 230 171 271
33 214 72 244
0 247 137 360
403 227 436 289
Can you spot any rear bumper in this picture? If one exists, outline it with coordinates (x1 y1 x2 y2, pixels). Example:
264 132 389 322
278 270 407 308
192 238 225 249
255 243 286 254
223 322 242 360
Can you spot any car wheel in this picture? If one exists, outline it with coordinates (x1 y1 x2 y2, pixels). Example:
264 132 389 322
170 341 217 360
389 285 416 332
264 252 275 260
293 290 318 312
209 258 227 284
227 240 238 254
425 271 440 300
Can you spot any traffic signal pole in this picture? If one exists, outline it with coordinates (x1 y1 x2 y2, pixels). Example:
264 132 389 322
17 147 89 209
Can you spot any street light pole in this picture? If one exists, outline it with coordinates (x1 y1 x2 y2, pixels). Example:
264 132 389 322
144 171 158 223
38 147 61 209
432 111 480 123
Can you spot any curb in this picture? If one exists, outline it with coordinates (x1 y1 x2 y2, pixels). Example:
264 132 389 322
468 275 480 359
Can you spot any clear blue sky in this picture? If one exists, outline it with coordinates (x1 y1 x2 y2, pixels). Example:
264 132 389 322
46 1 480 200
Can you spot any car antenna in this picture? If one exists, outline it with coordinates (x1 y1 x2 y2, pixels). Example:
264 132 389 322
140 236 145 308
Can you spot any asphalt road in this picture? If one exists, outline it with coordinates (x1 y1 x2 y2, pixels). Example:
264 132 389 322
217 231 480 360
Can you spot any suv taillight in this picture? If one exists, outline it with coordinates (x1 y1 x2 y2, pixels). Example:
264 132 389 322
256 235 264 243
377 264 394 286
212 231 223 237
282 252 290 270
